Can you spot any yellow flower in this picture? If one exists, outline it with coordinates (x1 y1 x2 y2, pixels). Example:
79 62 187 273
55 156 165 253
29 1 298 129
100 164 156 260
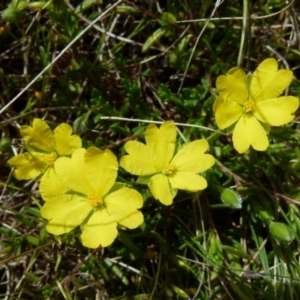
40 147 144 248
213 58 299 153
7 118 81 199
120 121 215 205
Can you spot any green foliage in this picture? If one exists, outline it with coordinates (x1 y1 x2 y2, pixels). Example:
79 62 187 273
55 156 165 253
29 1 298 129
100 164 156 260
1 0 300 299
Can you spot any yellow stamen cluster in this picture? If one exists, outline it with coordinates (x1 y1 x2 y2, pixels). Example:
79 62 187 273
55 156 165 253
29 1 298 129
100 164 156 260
163 163 176 175
44 154 57 166
244 100 255 113
88 193 103 207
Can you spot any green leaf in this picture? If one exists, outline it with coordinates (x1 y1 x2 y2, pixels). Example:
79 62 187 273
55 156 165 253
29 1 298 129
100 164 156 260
118 232 143 257
73 111 92 135
176 34 192 53
28 2 52 9
2 8 27 22
159 12 177 26
169 284 189 298
24 272 40 282
137 175 152 185
104 259 129 285
116 5 138 14
218 187 243 209
26 235 39 246
222 245 252 260
0 137 11 153
269 222 295 242
142 28 166 53
74 0 102 14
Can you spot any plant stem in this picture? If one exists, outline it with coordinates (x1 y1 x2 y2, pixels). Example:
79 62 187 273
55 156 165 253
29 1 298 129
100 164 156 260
237 0 249 68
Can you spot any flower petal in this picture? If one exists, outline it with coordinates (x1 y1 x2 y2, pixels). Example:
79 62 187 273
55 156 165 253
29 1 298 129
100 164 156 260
169 172 207 191
254 96 299 126
251 58 293 102
148 173 174 205
212 96 223 113
214 98 243 129
233 114 269 153
145 121 176 168
120 141 158 175
84 147 118 196
7 152 47 180
41 194 92 235
39 168 69 201
105 187 144 229
20 118 55 152
54 123 82 155
81 209 118 248
171 140 215 173
54 148 93 195
216 67 248 104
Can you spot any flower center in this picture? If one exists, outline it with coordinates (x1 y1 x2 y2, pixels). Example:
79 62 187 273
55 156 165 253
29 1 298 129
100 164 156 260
244 100 255 113
44 153 57 166
163 163 177 176
88 193 103 207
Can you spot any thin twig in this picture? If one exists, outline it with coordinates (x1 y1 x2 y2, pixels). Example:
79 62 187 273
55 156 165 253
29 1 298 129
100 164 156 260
0 0 123 115
177 0 224 94
237 0 249 68
59 246 102 287
0 106 77 125
65 0 144 47
100 116 226 135
176 0 295 23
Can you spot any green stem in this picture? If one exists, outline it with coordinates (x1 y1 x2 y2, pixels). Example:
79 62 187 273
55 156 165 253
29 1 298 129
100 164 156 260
237 0 249 68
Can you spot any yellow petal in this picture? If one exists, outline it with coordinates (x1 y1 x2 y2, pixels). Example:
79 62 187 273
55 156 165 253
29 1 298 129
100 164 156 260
145 121 176 168
7 152 47 180
54 148 93 195
105 187 144 229
54 123 82 155
171 140 215 173
216 67 248 104
251 58 293 102
39 168 69 201
41 194 92 235
169 172 207 191
148 173 174 205
214 98 243 129
233 114 269 153
81 209 118 248
20 118 55 152
120 141 158 175
84 147 118 196
212 96 223 113
254 96 299 126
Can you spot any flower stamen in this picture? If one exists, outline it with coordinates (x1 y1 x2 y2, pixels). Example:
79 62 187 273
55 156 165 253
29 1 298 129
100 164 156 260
163 163 177 176
244 100 255 113
44 153 57 166
88 193 103 207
